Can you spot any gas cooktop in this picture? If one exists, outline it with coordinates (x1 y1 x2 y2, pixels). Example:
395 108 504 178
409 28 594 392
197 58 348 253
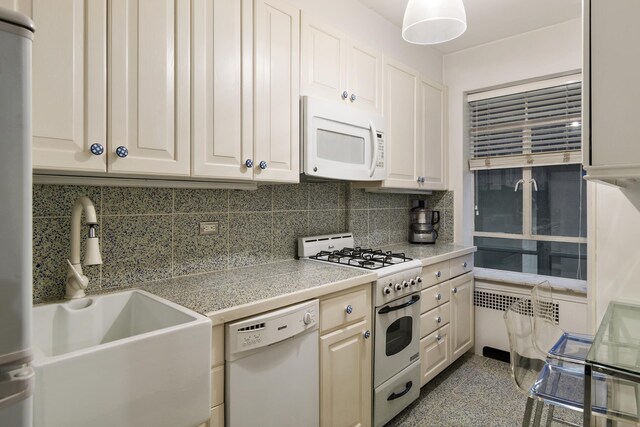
310 247 413 270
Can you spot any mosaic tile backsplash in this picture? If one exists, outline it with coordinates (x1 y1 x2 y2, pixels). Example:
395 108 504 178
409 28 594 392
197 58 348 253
32 183 454 301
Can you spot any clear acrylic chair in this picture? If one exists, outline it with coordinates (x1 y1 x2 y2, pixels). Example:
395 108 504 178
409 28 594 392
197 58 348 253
531 281 593 363
504 297 609 427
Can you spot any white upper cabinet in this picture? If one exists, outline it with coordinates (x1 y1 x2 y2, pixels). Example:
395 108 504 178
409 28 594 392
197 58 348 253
253 0 300 183
418 78 447 190
347 41 383 115
301 17 346 104
583 0 640 184
30 0 107 172
383 57 420 189
355 57 447 192
108 0 190 176
191 0 253 180
301 17 382 115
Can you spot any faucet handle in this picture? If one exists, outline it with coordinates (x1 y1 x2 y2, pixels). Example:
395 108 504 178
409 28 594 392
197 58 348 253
66 259 89 290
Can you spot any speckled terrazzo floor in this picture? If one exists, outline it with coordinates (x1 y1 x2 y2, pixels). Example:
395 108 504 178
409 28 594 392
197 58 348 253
386 353 583 427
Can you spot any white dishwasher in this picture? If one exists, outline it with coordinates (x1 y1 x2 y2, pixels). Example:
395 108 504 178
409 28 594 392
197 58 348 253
225 299 319 427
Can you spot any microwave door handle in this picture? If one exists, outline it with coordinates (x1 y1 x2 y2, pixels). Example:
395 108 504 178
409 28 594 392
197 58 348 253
369 121 378 177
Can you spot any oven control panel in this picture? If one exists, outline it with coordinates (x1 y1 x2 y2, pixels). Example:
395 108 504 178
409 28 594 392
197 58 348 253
375 267 423 307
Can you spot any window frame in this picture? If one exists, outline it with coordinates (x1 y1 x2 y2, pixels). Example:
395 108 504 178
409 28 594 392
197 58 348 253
469 74 587 280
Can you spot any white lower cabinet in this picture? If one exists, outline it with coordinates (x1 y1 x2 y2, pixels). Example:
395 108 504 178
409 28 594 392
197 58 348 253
319 285 372 427
420 324 451 387
198 404 223 427
450 273 475 360
320 320 371 427
419 255 474 388
199 325 224 427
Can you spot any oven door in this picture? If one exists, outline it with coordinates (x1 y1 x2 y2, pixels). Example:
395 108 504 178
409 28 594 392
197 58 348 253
302 96 386 181
374 293 421 387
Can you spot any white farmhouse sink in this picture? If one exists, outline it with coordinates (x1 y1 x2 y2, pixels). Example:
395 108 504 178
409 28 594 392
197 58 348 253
32 290 211 427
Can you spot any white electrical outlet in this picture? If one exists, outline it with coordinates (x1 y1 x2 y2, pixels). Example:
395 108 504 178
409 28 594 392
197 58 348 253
199 221 219 236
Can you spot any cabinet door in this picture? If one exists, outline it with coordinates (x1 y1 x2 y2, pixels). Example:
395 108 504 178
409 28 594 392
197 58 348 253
383 58 420 189
347 41 383 115
590 0 640 168
300 16 347 103
418 78 447 190
31 0 107 172
109 0 190 176
450 273 474 361
253 0 300 182
320 319 372 427
420 324 450 387
191 0 253 180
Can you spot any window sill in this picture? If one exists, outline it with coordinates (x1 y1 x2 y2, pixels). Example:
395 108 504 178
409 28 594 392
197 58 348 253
473 267 587 295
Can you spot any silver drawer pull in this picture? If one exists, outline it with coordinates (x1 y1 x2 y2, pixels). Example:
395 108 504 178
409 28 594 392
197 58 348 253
435 293 442 301
436 334 443 342
363 330 371 339
345 305 353 314
452 287 458 294
436 316 442 324
435 271 441 278
463 261 468 268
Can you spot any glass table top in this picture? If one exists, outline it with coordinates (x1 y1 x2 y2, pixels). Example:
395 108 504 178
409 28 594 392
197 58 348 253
587 301 640 376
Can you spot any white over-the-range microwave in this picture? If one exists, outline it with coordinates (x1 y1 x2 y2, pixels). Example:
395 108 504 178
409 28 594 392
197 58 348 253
301 96 386 181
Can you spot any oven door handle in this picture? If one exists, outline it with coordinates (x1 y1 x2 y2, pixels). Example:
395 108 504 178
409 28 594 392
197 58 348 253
387 381 413 401
378 295 420 314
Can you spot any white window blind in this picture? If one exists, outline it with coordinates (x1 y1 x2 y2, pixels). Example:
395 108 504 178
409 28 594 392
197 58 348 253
468 80 582 170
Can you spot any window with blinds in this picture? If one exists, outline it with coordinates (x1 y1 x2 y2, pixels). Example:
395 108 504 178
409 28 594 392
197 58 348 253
468 80 581 170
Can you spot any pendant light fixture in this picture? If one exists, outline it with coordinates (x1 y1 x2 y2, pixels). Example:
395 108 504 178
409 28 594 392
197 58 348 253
402 0 467 45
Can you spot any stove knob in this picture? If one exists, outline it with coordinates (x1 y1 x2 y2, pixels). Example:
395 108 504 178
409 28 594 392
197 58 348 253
394 283 402 291
383 286 392 295
416 276 423 284
402 280 409 288
410 279 417 286
303 312 313 325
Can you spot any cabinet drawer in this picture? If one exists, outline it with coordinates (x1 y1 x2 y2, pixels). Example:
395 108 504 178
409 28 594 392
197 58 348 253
450 254 473 278
420 324 451 387
420 282 450 314
320 287 369 333
421 260 450 288
420 303 450 338
211 365 224 408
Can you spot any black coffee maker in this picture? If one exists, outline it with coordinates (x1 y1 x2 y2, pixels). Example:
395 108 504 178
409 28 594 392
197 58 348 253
409 200 440 244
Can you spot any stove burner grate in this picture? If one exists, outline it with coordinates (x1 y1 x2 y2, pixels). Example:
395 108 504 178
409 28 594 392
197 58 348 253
309 247 413 270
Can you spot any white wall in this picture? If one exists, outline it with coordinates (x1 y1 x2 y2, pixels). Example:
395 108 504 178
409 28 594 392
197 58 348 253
590 184 640 327
290 0 443 83
442 18 583 246
442 17 640 333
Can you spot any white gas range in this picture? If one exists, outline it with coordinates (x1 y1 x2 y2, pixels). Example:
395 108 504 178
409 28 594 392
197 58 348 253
299 233 423 427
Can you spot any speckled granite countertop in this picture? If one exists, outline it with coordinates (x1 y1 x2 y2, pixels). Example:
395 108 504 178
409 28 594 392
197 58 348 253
37 243 476 325
132 244 474 325
382 243 476 266
134 260 376 326
39 245 475 326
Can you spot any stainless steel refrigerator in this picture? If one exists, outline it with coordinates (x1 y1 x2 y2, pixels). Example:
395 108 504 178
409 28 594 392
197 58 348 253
0 8 35 427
